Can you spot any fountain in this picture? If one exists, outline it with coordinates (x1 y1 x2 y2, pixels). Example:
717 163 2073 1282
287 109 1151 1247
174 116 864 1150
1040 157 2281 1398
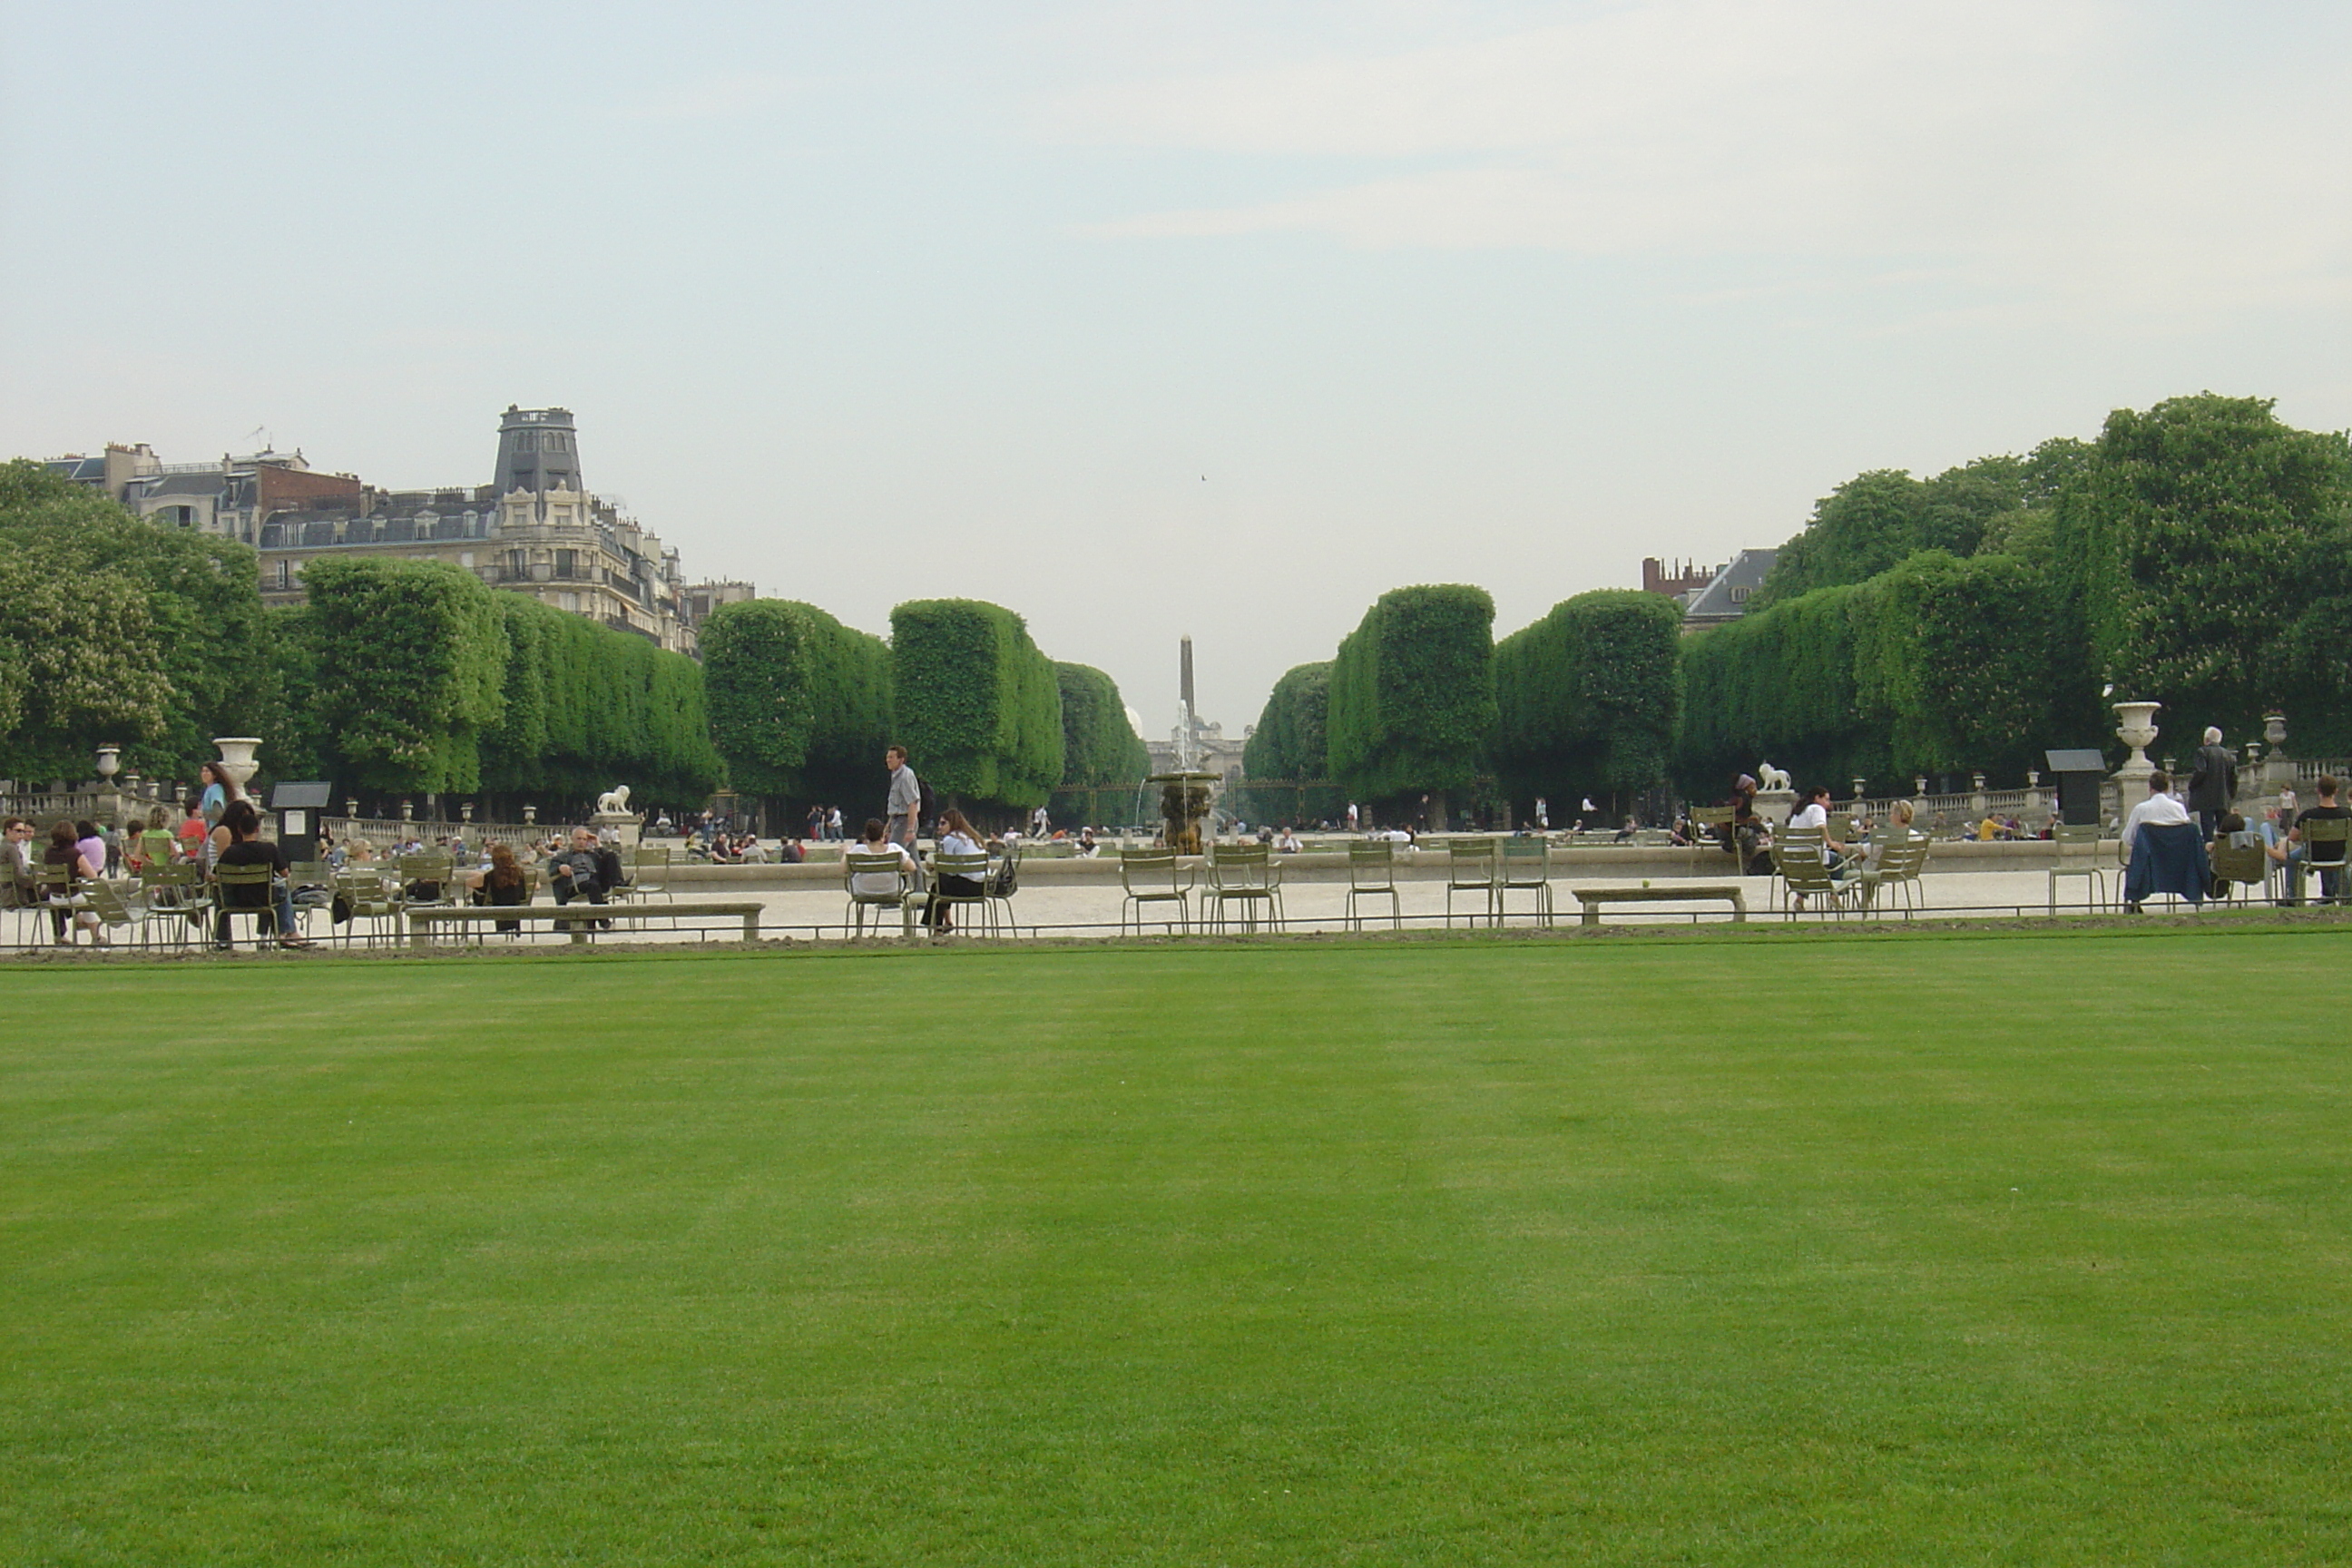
1148 771 1220 856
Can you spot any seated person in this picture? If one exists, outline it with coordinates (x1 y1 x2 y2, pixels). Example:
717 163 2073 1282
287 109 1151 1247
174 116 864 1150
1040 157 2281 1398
548 828 610 922
1076 827 1099 857
925 808 988 932
41 820 105 945
213 799 311 950
466 842 531 936
1275 826 1302 854
2278 774 2348 906
848 818 917 898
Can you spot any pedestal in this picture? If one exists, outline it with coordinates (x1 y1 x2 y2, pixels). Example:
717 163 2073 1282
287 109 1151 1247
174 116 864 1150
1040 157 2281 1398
1752 789 1796 828
592 810 643 849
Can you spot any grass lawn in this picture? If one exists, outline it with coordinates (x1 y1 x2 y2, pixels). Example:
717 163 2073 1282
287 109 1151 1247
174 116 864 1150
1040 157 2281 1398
5 926 2351 1564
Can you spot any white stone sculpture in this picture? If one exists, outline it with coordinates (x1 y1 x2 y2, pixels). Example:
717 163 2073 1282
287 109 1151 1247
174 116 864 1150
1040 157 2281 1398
1756 762 1791 794
595 784 632 816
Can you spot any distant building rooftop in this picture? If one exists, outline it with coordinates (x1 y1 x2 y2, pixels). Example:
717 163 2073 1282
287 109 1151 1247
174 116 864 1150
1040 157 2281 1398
1680 549 1778 626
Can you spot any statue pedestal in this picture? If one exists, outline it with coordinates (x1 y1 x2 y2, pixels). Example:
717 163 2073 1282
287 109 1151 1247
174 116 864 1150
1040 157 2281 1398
592 810 642 849
1752 789 1797 828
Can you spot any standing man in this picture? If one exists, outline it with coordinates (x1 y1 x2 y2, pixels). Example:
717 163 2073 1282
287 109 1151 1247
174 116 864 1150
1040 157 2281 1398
2187 726 2238 839
1345 801 1358 834
886 746 921 849
1534 797 1549 832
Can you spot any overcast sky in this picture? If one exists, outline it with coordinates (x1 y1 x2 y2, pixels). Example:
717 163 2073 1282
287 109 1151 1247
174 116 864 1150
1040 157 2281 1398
6 1 2349 739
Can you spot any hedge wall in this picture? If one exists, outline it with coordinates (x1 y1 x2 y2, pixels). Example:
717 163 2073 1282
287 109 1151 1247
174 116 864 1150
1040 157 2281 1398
888 599 1063 808
1677 583 1877 794
1242 662 1331 782
701 599 893 807
293 557 721 804
1327 584 1496 808
299 557 508 793
1054 662 1150 788
1493 589 1682 808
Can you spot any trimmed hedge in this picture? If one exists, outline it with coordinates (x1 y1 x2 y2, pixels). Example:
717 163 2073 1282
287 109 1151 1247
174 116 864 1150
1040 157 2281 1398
1493 590 1682 807
1677 583 1877 793
701 600 893 807
888 599 1063 808
1242 662 1332 783
1327 585 1496 808
1055 662 1150 788
299 558 508 792
295 557 721 802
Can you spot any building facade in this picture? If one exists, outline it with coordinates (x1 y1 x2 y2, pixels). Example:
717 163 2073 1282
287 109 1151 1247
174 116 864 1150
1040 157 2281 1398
49 408 720 656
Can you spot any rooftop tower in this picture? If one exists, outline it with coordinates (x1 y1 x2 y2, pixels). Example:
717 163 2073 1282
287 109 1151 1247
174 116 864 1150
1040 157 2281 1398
493 406 581 495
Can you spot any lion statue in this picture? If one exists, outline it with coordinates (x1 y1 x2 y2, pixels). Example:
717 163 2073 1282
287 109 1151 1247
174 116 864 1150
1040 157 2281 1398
1756 762 1792 794
594 784 633 816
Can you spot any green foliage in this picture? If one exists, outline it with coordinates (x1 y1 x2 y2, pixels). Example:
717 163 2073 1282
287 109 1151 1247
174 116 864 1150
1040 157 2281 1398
1758 443 2089 606
289 562 720 805
1327 585 1497 804
1054 662 1149 789
0 459 271 781
699 600 893 808
1678 583 1880 792
1849 552 2102 778
2071 394 2352 753
888 600 1063 808
477 594 724 806
1242 662 1333 782
1238 662 1340 824
299 558 509 793
1494 591 1683 806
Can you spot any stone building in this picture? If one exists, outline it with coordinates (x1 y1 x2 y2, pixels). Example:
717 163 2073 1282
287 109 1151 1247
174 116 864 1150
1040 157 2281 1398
50 408 706 655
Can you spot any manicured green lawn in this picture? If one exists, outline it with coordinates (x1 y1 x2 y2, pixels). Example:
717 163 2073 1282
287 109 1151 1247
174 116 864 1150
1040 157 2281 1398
5 928 2350 1564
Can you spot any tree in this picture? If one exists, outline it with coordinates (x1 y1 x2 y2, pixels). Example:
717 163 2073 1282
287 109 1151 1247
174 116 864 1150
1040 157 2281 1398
0 459 272 781
888 599 1063 809
1240 661 1340 824
2067 393 2352 751
701 599 893 808
1494 590 1682 811
1327 584 1496 825
299 557 508 793
1054 662 1149 787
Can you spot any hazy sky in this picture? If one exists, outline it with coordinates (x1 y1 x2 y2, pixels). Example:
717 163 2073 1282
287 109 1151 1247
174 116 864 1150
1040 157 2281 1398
6 1 2349 738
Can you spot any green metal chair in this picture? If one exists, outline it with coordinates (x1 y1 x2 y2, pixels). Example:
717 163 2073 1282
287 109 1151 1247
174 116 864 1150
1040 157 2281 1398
1769 841 1851 919
211 862 282 949
843 851 918 939
1346 842 1400 932
1205 843 1282 933
1499 838 1553 926
2046 823 2109 915
334 869 403 948
925 851 996 936
1445 838 1500 929
1854 831 1928 916
2289 817 2350 906
1119 849 1193 936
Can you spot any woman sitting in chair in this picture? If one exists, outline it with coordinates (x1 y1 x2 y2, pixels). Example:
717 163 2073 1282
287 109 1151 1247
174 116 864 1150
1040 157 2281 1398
463 841 532 936
925 808 988 933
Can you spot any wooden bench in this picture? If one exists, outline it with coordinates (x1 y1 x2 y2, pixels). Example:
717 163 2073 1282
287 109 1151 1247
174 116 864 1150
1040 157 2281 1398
407 899 765 948
1572 884 1748 928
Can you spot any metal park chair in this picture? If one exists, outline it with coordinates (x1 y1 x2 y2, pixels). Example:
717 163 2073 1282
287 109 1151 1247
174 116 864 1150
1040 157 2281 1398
1769 841 1852 919
2046 823 2109 915
1346 842 1401 932
1119 848 1193 936
1205 843 1282 933
1445 838 1500 929
926 851 998 937
211 862 282 949
843 851 918 939
1498 838 1553 926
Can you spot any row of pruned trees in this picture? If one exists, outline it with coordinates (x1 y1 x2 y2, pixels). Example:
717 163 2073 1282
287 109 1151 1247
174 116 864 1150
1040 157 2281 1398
701 597 1150 822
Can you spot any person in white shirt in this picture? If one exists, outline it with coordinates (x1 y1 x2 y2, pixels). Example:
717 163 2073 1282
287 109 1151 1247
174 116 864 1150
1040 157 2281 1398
848 818 917 897
2122 769 2191 851
1276 827 1302 854
925 808 988 933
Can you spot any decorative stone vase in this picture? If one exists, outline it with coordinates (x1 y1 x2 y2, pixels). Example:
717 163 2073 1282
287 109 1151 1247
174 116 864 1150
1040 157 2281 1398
401 800 415 821
95 745 121 780
524 805 538 826
2264 712 2288 750
211 737 262 789
2112 702 2160 784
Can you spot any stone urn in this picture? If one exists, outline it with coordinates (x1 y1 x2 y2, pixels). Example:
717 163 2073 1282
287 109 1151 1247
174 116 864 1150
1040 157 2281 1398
2112 702 2160 785
212 737 263 789
95 744 122 781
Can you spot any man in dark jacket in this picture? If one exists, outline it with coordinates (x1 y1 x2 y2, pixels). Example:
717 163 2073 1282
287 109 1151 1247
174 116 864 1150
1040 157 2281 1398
2187 727 2238 839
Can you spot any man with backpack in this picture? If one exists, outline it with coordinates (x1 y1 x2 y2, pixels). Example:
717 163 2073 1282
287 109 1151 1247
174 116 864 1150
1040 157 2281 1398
887 747 926 849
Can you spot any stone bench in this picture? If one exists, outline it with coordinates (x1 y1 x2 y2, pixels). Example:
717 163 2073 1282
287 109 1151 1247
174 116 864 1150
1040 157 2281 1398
1571 884 1748 928
407 899 765 948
